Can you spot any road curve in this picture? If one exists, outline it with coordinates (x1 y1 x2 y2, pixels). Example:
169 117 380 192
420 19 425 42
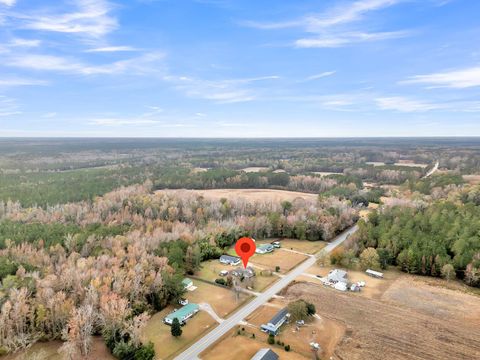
174 224 359 360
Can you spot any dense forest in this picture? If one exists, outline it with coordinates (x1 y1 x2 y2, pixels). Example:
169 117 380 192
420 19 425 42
352 187 480 287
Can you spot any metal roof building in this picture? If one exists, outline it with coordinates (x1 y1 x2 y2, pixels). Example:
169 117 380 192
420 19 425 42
260 307 289 335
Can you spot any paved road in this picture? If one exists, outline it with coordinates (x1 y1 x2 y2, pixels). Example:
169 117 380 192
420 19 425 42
174 224 358 360
423 160 439 178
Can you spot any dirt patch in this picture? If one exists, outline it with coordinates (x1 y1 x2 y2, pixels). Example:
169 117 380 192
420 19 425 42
156 189 318 203
283 281 480 360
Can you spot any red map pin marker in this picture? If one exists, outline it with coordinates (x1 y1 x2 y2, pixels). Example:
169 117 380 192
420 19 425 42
235 237 256 268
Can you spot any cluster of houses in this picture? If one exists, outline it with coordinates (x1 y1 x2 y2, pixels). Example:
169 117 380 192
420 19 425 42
319 268 384 292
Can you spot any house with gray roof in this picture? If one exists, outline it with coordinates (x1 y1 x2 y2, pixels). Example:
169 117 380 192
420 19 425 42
219 254 241 266
327 269 348 284
231 266 255 278
260 307 289 335
251 348 279 360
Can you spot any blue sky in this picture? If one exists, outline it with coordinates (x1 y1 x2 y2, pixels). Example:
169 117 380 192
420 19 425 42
0 0 479 137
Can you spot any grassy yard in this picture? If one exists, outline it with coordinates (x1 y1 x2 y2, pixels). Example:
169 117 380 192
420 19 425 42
185 280 252 318
142 307 216 360
250 249 308 272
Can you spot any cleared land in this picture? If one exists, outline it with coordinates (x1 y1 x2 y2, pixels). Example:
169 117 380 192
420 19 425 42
250 249 309 272
184 280 251 318
283 277 480 360
241 167 270 173
256 239 326 255
156 189 318 202
463 174 480 184
142 307 216 360
312 171 342 176
3 337 114 360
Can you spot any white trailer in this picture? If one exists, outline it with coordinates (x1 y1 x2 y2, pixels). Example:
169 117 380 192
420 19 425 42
366 269 384 278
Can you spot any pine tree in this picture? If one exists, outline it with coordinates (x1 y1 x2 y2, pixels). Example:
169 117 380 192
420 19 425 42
171 318 182 338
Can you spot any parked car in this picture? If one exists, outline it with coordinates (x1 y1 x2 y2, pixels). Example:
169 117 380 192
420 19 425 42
178 298 188 306
271 241 281 248
219 270 229 276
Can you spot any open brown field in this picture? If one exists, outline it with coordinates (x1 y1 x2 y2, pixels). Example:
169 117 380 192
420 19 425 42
184 280 251 318
283 277 480 360
3 337 114 360
241 167 269 173
156 188 318 202
142 307 216 360
256 239 326 255
463 174 480 184
250 249 309 272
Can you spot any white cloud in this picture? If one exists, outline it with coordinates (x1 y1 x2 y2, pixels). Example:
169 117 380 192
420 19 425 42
305 71 336 81
21 0 117 38
165 74 279 103
9 38 41 47
0 77 48 87
89 118 160 126
0 95 21 116
85 46 138 53
296 30 409 48
5 52 165 75
0 0 16 7
243 0 408 48
375 96 443 112
403 66 480 88
41 112 57 118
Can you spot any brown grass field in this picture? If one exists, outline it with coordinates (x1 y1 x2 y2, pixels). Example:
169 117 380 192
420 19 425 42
156 188 318 202
250 249 309 272
184 280 251 318
282 276 480 360
142 308 216 360
463 174 480 185
256 239 326 255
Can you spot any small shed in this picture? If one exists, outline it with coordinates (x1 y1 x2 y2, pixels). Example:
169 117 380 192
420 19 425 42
182 278 193 289
366 269 384 278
